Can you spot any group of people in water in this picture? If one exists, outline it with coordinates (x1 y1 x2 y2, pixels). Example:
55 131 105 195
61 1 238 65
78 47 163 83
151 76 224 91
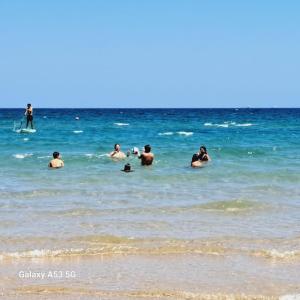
24 104 210 171
48 144 210 171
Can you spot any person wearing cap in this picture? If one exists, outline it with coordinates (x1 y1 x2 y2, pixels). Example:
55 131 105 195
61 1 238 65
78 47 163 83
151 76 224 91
139 144 154 166
48 152 64 169
110 144 126 159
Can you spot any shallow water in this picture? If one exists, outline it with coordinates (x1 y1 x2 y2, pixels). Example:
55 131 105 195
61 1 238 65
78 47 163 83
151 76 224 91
0 108 300 298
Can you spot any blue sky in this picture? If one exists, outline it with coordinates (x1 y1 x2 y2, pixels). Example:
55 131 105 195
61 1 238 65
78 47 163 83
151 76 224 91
0 0 299 108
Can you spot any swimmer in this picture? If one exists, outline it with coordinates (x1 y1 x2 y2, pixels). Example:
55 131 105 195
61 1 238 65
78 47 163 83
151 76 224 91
191 145 211 168
25 103 34 129
191 153 203 168
48 152 64 169
110 144 126 159
198 146 211 161
121 163 134 172
139 144 154 166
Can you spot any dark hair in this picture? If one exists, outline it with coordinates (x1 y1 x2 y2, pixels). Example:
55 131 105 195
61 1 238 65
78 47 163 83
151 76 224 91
191 153 199 163
200 146 207 154
27 103 31 107
144 144 151 153
114 144 119 150
123 163 131 172
53 151 59 159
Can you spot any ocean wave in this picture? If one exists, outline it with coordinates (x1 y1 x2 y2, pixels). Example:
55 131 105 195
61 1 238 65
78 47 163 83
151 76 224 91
13 153 33 159
235 123 253 127
204 122 254 128
177 131 194 136
158 132 174 136
114 123 129 126
190 199 263 213
73 130 83 133
0 236 228 260
2 235 300 263
254 249 300 260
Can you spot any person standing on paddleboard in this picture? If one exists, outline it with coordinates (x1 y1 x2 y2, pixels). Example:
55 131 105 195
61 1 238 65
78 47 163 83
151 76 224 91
25 103 34 129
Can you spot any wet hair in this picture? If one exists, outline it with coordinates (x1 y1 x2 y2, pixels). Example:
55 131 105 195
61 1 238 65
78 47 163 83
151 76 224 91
191 153 199 163
27 103 31 107
53 151 60 159
114 144 120 150
144 144 151 153
200 146 207 154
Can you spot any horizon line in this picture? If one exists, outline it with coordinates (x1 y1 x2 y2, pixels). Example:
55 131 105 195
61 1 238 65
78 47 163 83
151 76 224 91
1 107 300 109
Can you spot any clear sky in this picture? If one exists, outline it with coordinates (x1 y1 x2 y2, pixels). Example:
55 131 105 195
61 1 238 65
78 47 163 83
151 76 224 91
0 0 299 108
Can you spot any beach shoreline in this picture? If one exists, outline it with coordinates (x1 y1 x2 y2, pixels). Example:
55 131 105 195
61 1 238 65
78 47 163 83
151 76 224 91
2 251 300 299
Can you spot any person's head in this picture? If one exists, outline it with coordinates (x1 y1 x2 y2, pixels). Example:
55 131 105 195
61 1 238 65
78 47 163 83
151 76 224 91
200 146 207 154
144 144 151 153
53 151 60 159
114 144 120 151
122 163 133 172
27 103 31 108
191 153 199 163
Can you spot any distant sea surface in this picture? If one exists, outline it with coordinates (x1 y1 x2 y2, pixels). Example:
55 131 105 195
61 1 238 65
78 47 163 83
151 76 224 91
1 108 300 299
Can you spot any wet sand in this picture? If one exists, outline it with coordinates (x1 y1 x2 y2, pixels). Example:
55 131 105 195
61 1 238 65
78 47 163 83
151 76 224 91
1 252 300 299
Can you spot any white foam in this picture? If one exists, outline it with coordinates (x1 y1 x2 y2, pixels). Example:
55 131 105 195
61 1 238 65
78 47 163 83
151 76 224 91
177 131 194 136
235 123 253 127
73 130 83 133
23 138 29 141
114 123 129 126
205 122 254 128
13 153 33 159
266 249 299 259
0 248 85 259
37 155 51 159
158 132 174 136
280 294 300 300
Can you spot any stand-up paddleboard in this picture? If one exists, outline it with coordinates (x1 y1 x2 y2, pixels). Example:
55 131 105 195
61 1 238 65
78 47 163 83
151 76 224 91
16 128 37 134
13 120 36 134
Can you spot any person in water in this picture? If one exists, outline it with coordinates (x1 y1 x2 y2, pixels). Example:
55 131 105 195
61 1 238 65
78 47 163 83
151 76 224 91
139 144 154 165
48 152 64 169
191 146 211 168
110 144 126 159
25 103 34 129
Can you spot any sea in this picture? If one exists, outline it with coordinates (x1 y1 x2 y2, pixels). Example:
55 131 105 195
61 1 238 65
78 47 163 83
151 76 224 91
0 108 299 299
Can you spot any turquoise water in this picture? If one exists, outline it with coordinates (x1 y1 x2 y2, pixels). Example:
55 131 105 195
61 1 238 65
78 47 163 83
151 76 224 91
0 108 300 259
